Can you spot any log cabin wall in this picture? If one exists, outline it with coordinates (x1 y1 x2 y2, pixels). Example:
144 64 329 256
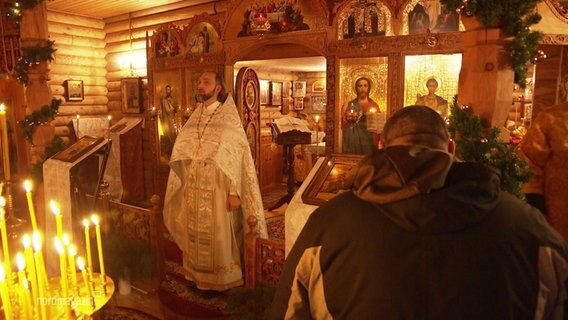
47 11 108 145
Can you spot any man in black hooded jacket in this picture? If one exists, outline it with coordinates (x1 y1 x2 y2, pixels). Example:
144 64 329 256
270 105 568 320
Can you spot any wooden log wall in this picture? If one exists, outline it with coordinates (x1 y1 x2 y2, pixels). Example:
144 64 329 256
47 11 108 144
44 1 228 198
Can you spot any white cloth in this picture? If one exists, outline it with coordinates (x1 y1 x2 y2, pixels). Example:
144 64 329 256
72 116 109 139
285 157 324 256
104 117 143 201
163 95 267 290
43 138 109 276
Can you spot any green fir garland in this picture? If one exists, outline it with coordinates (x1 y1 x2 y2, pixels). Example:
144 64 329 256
447 100 532 199
440 0 542 88
14 40 57 85
18 98 61 143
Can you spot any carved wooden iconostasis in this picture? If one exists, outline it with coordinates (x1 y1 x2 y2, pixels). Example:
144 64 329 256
223 0 465 156
143 0 470 198
145 0 568 199
146 14 224 197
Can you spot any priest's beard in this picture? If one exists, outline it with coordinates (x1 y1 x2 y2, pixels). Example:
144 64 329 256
196 89 216 103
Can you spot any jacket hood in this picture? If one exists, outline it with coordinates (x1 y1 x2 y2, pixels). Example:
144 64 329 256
351 145 501 233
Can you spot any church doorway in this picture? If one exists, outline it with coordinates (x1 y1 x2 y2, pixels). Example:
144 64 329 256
233 56 327 210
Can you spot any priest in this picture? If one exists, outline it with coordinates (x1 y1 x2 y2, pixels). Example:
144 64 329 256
163 71 267 291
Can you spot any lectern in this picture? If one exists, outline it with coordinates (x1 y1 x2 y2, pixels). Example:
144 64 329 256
270 125 311 205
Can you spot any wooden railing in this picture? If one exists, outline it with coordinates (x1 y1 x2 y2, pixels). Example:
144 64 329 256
244 215 285 288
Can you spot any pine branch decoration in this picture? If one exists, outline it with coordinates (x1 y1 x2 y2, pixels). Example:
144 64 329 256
448 100 532 199
18 98 61 143
15 40 57 85
440 0 542 88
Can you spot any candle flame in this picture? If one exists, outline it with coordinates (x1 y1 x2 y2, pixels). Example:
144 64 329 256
91 214 100 225
0 104 4 113
16 252 26 271
369 107 377 113
69 244 77 257
0 196 5 208
107 115 112 121
50 200 60 216
54 237 64 254
62 233 70 246
32 232 42 252
22 234 31 248
76 114 80 120
315 115 320 122
76 257 85 271
82 219 90 228
23 179 32 192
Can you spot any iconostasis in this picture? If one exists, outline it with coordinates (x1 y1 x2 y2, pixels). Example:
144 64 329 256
147 0 532 199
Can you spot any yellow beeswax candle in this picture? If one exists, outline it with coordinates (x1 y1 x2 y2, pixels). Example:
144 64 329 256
54 238 69 299
0 197 11 279
91 215 106 282
82 219 93 277
67 245 78 291
23 180 38 231
22 235 38 314
0 265 13 320
76 257 93 301
0 104 10 181
50 201 63 239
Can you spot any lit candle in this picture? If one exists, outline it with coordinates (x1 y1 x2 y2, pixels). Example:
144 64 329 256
83 219 93 278
23 180 38 231
0 197 11 280
54 238 70 320
16 253 30 319
0 104 10 181
32 232 47 320
22 235 38 314
54 238 69 298
50 200 63 239
67 244 78 292
0 265 13 320
91 215 106 283
21 277 31 319
76 114 80 137
76 257 93 301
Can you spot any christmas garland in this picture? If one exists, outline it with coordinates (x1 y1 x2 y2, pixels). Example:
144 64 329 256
18 98 61 143
448 99 532 199
441 0 542 88
14 40 57 85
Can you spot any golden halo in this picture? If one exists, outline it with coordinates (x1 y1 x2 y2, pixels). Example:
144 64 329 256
422 76 442 92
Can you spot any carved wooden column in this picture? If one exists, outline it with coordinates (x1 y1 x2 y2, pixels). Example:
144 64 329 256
20 2 53 229
458 28 514 127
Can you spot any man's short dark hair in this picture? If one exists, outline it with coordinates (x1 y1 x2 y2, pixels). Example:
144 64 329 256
426 78 439 87
382 105 449 149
